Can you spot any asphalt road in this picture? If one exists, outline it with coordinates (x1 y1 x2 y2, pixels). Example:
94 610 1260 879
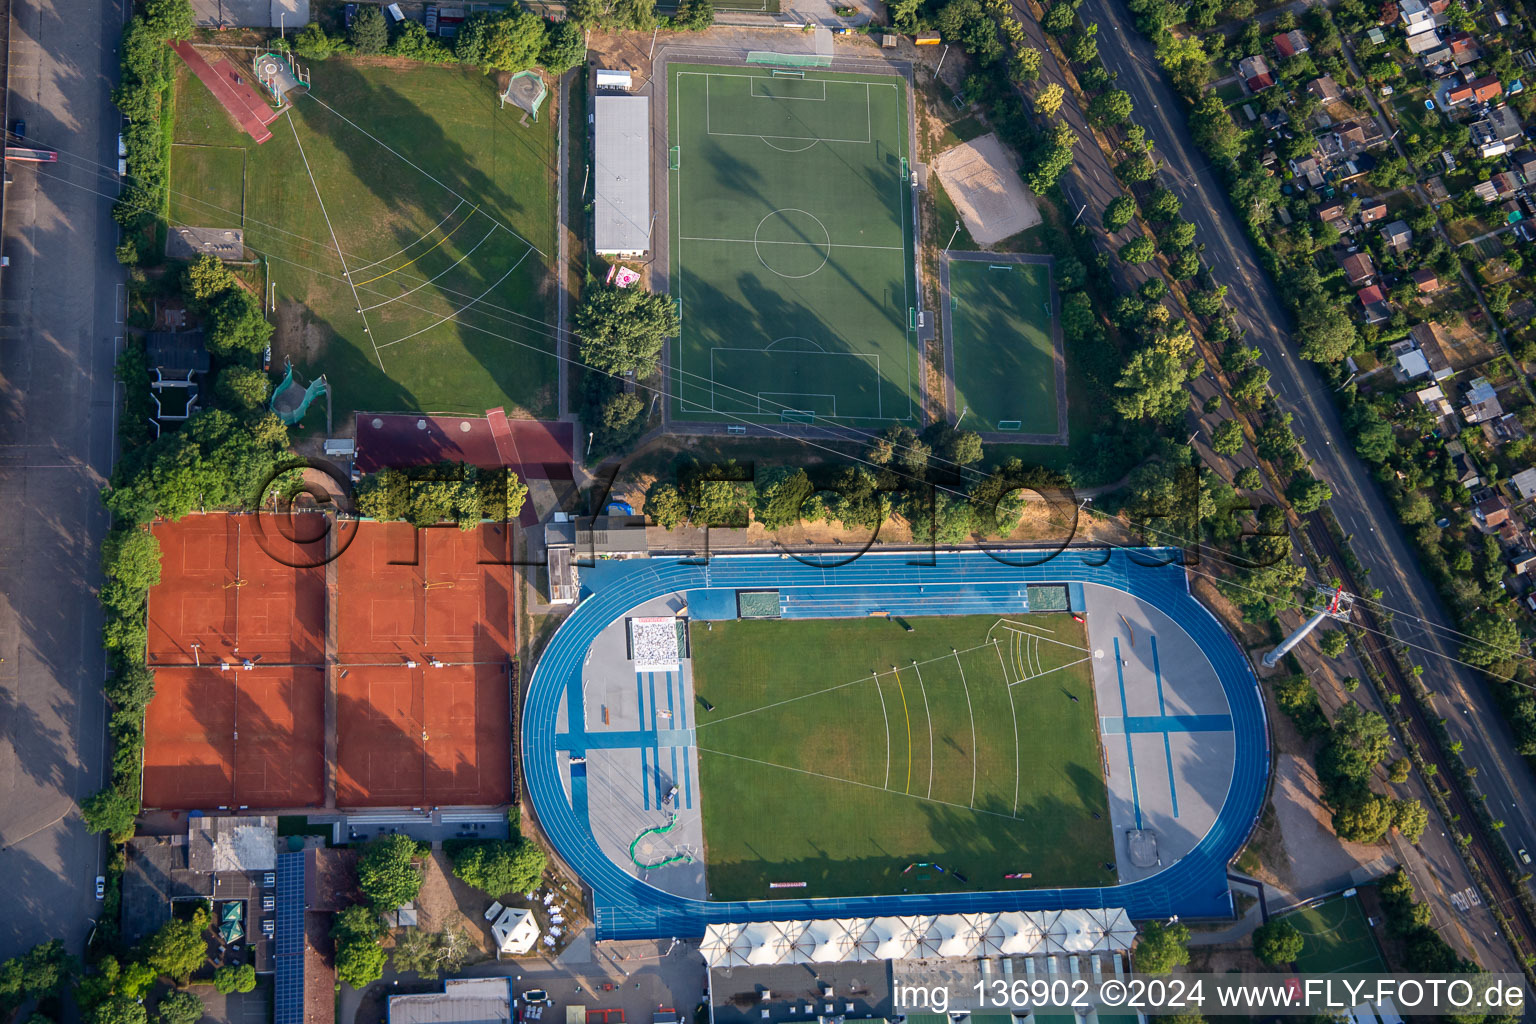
1077 0 1536 926
0 0 124 960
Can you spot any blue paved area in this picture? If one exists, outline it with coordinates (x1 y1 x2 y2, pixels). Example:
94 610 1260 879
524 550 1268 938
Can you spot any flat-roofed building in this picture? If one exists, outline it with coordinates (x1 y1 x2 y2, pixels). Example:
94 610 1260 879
595 95 652 256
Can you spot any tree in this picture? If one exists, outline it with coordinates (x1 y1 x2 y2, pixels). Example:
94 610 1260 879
82 787 138 842
1103 194 1138 232
1211 419 1244 456
293 22 338 59
1116 152 1155 183
357 834 422 910
1009 47 1042 83
349 4 388 54
391 927 473 981
1393 798 1429 842
1235 466 1263 490
213 964 257 995
91 998 148 1024
1298 304 1356 363
183 254 236 307
539 18 586 71
1252 919 1304 965
451 838 547 896
673 0 714 29
1041 0 1079 33
106 664 156 713
1119 236 1156 263
1333 790 1395 843
215 366 270 411
475 10 548 72
332 906 386 990
1089 89 1133 126
143 908 210 982
205 288 273 358
1189 94 1244 161
1034 82 1065 118
1460 610 1521 671
143 0 194 39
755 468 813 531
1286 473 1332 513
1071 23 1099 63
1114 346 1187 420
1135 920 1191 973
1319 629 1349 658
645 482 687 529
575 285 679 378
156 991 204 1024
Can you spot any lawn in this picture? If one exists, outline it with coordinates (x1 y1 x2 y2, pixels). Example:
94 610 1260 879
668 64 919 426
171 58 558 422
1285 895 1388 974
689 614 1112 900
946 256 1060 436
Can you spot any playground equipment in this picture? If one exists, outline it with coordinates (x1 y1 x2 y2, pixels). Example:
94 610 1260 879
253 51 309 107
269 358 329 429
500 70 548 120
628 814 693 870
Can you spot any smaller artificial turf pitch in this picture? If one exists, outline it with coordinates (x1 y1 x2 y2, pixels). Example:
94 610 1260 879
947 257 1059 435
689 614 1112 899
1285 895 1388 974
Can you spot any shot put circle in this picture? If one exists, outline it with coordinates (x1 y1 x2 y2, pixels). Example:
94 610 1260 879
753 209 831 280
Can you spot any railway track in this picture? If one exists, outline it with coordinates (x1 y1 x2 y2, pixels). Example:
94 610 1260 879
1303 513 1536 968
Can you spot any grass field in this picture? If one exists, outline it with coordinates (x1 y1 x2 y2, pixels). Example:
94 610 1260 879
947 257 1059 435
668 64 919 426
689 614 1112 899
169 145 244 230
1286 895 1388 974
172 58 558 422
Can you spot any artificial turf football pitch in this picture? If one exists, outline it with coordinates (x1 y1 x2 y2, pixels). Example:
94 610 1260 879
667 64 920 426
688 615 1114 899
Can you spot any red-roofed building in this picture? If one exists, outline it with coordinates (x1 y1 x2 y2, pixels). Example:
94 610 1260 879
1360 200 1389 224
1470 74 1503 103
1274 29 1310 58
1342 251 1377 286
1238 55 1276 91
1357 284 1392 323
1412 267 1441 292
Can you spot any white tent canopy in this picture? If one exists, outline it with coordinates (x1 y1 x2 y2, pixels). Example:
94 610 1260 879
700 908 1136 967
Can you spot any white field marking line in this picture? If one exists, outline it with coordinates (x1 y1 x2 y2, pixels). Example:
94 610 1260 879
692 638 1008 730
375 245 533 349
911 660 934 799
1007 655 1094 689
362 224 501 312
710 127 872 144
286 111 381 370
302 92 549 260
681 235 905 251
993 620 1092 654
872 674 891 791
751 77 828 100
995 639 1022 816
695 746 1032 823
954 650 979 809
347 199 467 274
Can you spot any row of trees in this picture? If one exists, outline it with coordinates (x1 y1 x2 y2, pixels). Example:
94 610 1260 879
573 280 679 460
112 0 195 259
353 463 529 528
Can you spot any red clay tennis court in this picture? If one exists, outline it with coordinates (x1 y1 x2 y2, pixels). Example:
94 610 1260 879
143 515 514 810
143 666 325 809
148 514 326 665
336 521 515 663
335 662 512 807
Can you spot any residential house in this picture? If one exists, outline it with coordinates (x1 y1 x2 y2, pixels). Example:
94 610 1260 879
1292 154 1325 187
1511 466 1536 500
1416 383 1454 416
1274 29 1310 58
1309 75 1343 102
1366 26 1388 44
1489 104 1524 143
1485 412 1529 447
1238 55 1276 91
1408 28 1445 54
1452 449 1482 488
1382 220 1414 253
1512 149 1536 185
1511 549 1536 576
1476 493 1514 528
1342 250 1377 286
1469 73 1504 103
1397 345 1434 378
1462 376 1505 424
1447 30 1481 64
1426 175 1452 201
1316 200 1348 223
1358 283 1393 323
1400 0 1436 33
1474 178 1503 202
1446 81 1477 106
1409 321 1456 379
1360 200 1389 224
1473 118 1509 158
1412 267 1442 293
1493 170 1521 196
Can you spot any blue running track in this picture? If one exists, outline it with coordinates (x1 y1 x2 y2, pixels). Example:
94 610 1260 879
522 549 1269 938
